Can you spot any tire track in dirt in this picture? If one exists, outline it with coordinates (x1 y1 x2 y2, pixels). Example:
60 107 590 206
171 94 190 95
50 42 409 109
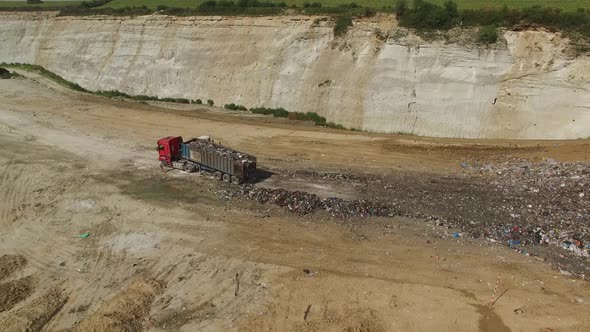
144 250 275 330
0 161 66 284
12 209 86 279
72 245 129 308
12 192 93 278
47 195 166 319
15 246 83 278
0 161 25 226
72 195 133 307
3 165 93 279
0 130 147 324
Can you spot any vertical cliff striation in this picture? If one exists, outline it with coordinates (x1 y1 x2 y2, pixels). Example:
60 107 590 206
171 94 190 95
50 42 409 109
1 12 589 139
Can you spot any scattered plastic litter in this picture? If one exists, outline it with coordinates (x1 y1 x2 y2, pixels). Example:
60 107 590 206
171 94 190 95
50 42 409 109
77 232 91 238
452 232 461 238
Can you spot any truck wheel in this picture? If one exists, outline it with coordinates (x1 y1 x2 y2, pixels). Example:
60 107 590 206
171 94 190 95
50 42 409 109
222 174 231 183
231 176 240 185
214 171 222 181
184 164 195 173
195 164 201 172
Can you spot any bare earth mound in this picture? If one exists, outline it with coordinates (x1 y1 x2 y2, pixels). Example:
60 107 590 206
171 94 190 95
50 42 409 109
1 285 69 331
74 278 164 332
0 275 35 313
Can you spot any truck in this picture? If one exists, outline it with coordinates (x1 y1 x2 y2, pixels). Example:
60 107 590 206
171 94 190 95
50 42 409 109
157 136 256 184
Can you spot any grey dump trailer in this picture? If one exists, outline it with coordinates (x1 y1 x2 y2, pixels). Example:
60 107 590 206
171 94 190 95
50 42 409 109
168 136 256 184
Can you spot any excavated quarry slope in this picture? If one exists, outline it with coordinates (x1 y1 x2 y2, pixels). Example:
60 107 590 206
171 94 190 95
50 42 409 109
1 12 589 139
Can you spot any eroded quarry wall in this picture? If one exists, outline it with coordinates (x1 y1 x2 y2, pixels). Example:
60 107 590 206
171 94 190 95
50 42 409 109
1 12 589 139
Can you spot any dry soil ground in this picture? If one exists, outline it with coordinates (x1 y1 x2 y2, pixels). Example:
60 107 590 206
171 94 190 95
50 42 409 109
0 73 589 331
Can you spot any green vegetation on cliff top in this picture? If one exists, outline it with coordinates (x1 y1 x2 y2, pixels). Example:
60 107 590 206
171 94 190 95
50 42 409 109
0 1 82 7
3 1 590 46
0 0 588 12
101 0 589 12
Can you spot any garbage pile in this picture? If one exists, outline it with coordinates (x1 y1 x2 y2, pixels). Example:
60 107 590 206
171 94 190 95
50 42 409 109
469 160 590 257
241 186 322 215
321 196 397 219
187 138 256 164
230 185 398 218
279 169 361 182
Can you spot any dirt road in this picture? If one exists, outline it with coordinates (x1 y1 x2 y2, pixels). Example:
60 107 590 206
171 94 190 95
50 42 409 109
0 74 589 331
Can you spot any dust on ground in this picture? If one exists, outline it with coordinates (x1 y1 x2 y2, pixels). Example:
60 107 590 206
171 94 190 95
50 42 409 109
0 72 588 331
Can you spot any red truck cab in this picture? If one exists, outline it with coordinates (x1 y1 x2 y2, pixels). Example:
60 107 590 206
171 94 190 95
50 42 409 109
157 136 182 166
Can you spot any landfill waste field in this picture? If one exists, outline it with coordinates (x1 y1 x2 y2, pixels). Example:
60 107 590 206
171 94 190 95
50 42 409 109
216 160 590 278
0 70 589 331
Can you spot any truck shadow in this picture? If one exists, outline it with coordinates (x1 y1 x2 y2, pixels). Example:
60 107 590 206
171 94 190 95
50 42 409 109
249 168 274 184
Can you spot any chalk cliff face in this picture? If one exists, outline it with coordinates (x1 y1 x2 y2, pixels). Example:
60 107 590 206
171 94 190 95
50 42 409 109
1 12 589 139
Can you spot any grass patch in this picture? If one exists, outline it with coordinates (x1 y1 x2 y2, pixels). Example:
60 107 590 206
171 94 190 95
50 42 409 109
325 121 345 129
0 67 22 79
160 97 191 103
3 0 588 44
95 90 194 103
224 103 248 111
0 63 207 104
0 1 83 8
246 107 348 129
333 15 352 36
478 24 498 44
1 0 588 14
250 107 289 117
98 0 590 12
397 0 590 40
1 62 89 91
288 111 326 125
95 89 131 98
3 62 350 130
425 1 588 12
